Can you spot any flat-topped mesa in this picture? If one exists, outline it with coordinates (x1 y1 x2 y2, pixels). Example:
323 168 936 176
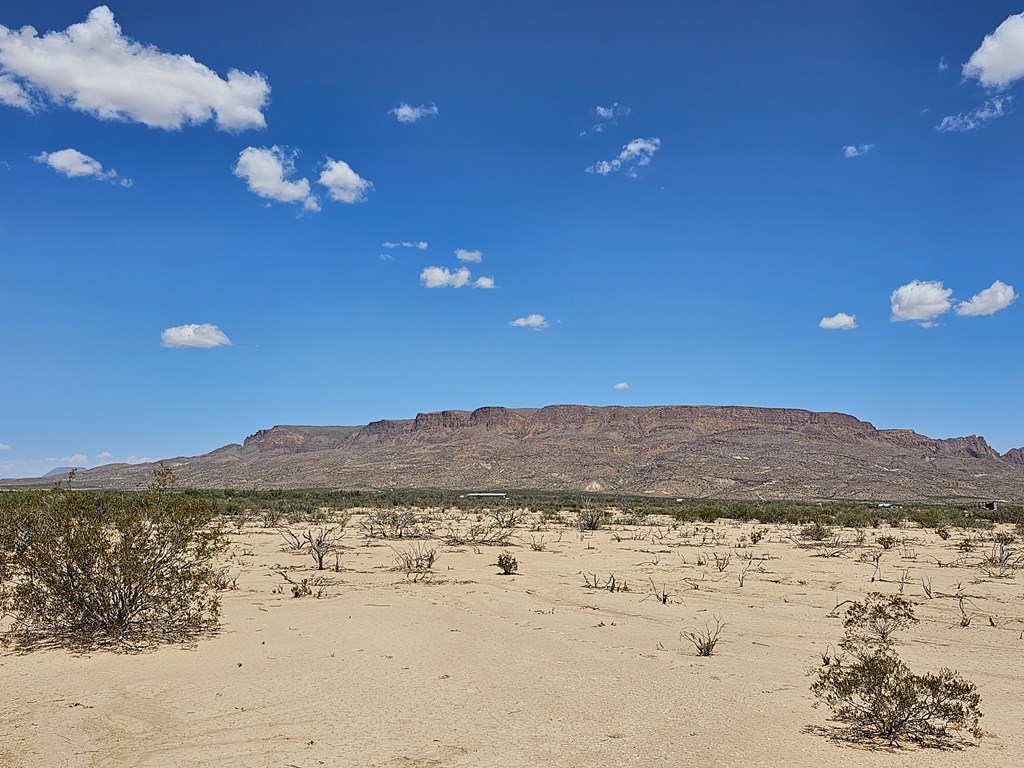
879 429 1002 460
413 410 470 431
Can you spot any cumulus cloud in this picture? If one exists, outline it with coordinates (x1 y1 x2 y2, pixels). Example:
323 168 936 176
613 382 630 390
509 314 549 330
963 13 1024 88
890 280 953 325
317 158 371 203
819 312 858 330
0 72 32 109
420 265 494 289
955 280 1018 317
843 144 875 158
234 146 319 211
161 323 232 348
382 241 427 249
420 266 471 288
390 102 438 123
94 451 113 460
0 6 269 130
586 137 661 175
455 248 483 263
936 96 1012 132
33 147 131 186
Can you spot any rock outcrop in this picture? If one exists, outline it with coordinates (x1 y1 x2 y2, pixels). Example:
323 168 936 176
12 405 1023 502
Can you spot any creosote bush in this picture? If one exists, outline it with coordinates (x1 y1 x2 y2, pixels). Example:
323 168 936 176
496 550 518 575
0 467 225 650
813 593 982 746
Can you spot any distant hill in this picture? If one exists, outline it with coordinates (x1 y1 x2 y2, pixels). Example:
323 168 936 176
42 466 84 478
6 405 1023 502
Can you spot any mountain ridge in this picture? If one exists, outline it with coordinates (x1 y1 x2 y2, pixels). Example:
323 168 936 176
8 405 1023 502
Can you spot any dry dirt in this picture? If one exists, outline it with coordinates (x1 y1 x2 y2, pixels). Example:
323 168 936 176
2 511 1023 767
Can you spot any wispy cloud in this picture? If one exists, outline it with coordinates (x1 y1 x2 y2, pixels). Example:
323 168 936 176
890 280 953 326
819 312 858 330
455 248 483 263
390 102 438 123
161 323 232 348
382 241 428 250
33 147 131 186
936 96 1012 132
234 146 319 211
317 157 372 203
955 280 1018 317
586 137 661 176
613 382 630 390
842 144 875 158
582 102 631 134
0 6 269 130
938 57 949 72
963 13 1024 88
0 443 10 451
509 314 548 330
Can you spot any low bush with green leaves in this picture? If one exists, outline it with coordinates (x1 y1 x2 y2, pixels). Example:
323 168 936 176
496 550 518 575
0 467 225 650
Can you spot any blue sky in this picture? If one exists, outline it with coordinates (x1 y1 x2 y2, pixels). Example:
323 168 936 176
2 1 1023 478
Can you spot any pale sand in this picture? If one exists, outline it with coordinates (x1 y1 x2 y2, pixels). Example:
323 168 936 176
2 513 1022 767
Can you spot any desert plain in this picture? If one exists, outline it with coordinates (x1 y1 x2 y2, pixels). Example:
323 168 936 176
2 508 1022 768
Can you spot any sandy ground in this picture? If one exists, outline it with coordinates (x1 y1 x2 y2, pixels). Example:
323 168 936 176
2 511 1022 767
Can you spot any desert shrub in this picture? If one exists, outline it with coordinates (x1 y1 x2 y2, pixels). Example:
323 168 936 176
489 508 523 529
841 592 918 650
800 522 833 541
876 534 899 550
749 527 768 545
393 543 438 582
576 508 608 531
0 468 225 649
303 526 343 570
812 650 982 745
496 550 518 575
681 616 725 656
360 509 422 539
935 526 951 541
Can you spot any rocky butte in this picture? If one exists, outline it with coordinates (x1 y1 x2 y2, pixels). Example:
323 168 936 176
11 405 1024 502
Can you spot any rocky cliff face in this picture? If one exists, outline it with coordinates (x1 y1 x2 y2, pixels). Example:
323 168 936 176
19 405 1024 502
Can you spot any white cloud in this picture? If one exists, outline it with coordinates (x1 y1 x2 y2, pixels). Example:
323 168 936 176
936 96 1012 132
0 72 32 109
46 453 88 464
234 146 319 211
819 312 858 330
586 137 661 175
0 443 10 451
595 103 630 120
0 6 269 130
378 253 394 261
938 57 949 72
382 241 428 249
890 280 953 325
613 382 630 390
94 451 113 460
161 323 232 348
509 314 549 330
955 280 1018 317
33 147 131 186
842 144 875 158
963 13 1024 88
474 276 495 289
317 158 371 204
421 266 471 288
455 248 483 263
390 102 438 123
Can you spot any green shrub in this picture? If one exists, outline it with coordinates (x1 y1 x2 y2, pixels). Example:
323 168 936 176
876 534 899 550
841 592 918 651
800 521 833 541
0 468 225 649
496 550 518 575
812 650 982 745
